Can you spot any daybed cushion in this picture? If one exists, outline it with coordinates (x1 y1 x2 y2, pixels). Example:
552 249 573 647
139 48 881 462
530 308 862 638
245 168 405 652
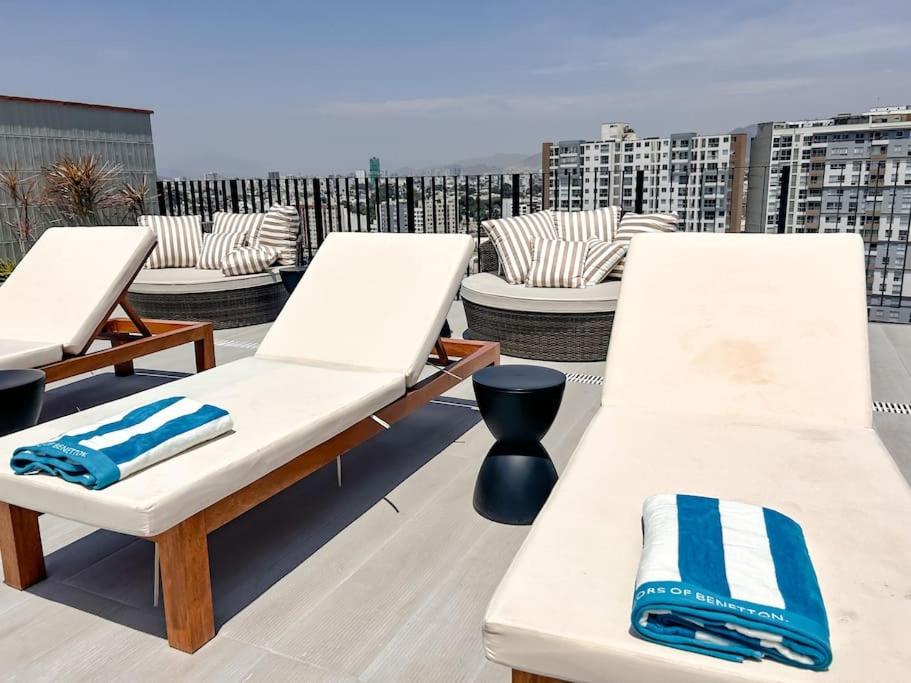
0 356 405 537
212 211 267 245
481 212 556 284
255 205 300 266
221 245 280 276
483 407 911 682
129 266 281 295
139 215 203 268
553 206 620 242
197 232 244 269
525 238 588 289
461 273 620 314
611 212 678 277
0 339 63 369
0 226 156 355
257 232 474 386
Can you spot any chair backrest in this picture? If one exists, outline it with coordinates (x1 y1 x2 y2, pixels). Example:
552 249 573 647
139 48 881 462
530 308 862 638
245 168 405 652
256 232 473 386
602 233 872 429
0 227 156 354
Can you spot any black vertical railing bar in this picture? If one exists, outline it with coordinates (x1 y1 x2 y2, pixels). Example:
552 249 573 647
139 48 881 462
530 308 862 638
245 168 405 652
311 178 324 247
430 176 437 233
268 178 275 206
324 178 333 236
421 177 428 234
883 163 900 308
900 184 911 310
229 179 239 213
189 180 197 216
344 178 352 232
871 159 885 306
383 177 390 232
405 176 415 233
181 180 190 215
205 180 214 220
156 181 166 215
354 177 362 232
302 178 313 259
254 179 262 212
443 176 449 233
698 165 706 233
511 173 520 218
333 177 341 232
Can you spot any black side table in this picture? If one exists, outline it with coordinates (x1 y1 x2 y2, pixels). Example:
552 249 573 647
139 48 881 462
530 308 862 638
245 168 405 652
0 369 45 437
472 365 565 525
279 265 309 295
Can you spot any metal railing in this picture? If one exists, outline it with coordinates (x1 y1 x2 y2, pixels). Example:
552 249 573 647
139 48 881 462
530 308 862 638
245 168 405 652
154 155 911 322
155 174 545 264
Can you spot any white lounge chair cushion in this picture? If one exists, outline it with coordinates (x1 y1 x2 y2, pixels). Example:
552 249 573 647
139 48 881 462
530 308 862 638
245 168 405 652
0 356 404 537
483 407 911 683
604 233 871 430
130 266 281 294
257 232 474 386
0 339 62 369
0 227 156 355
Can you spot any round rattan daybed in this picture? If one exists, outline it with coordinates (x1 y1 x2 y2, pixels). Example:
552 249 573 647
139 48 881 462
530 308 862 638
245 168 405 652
461 242 620 362
128 267 288 329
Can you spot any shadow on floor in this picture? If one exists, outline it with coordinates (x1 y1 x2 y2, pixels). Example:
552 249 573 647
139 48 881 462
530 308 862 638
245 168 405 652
29 373 481 641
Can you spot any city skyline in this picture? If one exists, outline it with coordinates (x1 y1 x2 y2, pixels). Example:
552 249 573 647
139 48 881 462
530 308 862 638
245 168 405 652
2 1 910 177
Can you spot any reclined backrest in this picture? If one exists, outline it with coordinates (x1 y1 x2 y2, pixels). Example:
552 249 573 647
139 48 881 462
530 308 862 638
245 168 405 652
602 233 871 429
0 227 156 354
256 232 474 386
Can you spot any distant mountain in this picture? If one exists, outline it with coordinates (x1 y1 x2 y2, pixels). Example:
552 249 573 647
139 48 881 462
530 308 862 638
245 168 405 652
393 151 541 176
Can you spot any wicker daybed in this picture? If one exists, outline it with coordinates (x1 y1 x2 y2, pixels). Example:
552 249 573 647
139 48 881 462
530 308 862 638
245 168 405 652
128 267 288 329
461 241 619 362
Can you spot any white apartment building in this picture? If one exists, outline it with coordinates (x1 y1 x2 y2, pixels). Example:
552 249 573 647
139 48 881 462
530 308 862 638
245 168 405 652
545 123 747 232
744 105 911 322
377 194 459 233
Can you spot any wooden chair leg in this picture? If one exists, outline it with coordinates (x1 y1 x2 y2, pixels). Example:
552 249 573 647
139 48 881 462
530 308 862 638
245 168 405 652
157 513 215 653
110 339 136 377
512 670 566 683
194 328 215 372
0 503 46 589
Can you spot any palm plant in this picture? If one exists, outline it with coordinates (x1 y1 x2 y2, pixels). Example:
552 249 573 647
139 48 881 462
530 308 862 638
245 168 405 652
118 176 150 224
41 156 125 225
0 167 39 254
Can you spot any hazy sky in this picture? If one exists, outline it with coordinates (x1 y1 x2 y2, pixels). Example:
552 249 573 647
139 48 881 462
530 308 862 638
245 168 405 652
3 0 910 176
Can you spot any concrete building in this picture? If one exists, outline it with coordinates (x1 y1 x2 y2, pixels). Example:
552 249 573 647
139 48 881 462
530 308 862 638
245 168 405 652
744 105 911 322
0 95 157 259
369 156 381 179
545 122 747 232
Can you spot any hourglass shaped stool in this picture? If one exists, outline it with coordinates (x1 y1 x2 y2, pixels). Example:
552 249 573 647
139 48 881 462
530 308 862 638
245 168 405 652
472 365 565 524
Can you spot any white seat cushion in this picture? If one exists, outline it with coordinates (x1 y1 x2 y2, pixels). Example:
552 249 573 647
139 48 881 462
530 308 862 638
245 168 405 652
0 338 63 369
0 227 156 354
484 407 911 683
256 232 473 386
129 266 281 294
461 273 621 314
0 356 404 536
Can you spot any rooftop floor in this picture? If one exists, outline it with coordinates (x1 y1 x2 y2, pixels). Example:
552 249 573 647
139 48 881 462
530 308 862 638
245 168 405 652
1 303 909 681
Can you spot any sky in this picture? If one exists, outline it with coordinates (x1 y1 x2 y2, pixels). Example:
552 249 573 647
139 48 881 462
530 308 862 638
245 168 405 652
2 0 910 176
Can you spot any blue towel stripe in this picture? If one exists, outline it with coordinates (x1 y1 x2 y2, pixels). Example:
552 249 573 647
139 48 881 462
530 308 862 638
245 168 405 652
67 396 184 442
676 494 731 598
102 404 230 465
764 507 829 631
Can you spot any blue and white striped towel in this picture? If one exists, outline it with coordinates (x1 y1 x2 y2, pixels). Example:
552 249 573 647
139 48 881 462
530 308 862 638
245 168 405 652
632 494 831 670
11 396 233 490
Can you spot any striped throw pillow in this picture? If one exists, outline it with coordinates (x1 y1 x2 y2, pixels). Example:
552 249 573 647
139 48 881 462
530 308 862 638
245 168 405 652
197 232 244 269
582 240 627 285
139 215 203 268
611 212 679 278
255 205 300 266
481 211 556 284
221 245 280 276
525 238 589 289
554 206 620 243
212 211 267 245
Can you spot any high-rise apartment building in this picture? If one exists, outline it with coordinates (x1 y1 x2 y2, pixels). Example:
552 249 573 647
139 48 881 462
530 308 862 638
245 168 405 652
545 123 747 232
744 105 911 321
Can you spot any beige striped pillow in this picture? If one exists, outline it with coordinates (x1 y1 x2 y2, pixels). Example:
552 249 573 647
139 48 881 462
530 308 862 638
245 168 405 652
554 206 620 243
197 232 244 269
221 245 280 276
255 205 300 266
582 240 627 285
611 212 679 278
212 211 267 245
526 238 589 289
139 215 203 268
481 211 556 284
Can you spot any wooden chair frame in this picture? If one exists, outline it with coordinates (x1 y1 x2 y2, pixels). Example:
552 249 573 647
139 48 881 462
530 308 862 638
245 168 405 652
38 294 215 383
0 337 499 653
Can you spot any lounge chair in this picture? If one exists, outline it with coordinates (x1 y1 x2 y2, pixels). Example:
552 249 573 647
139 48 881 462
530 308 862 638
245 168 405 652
0 227 215 382
0 232 499 653
483 233 911 682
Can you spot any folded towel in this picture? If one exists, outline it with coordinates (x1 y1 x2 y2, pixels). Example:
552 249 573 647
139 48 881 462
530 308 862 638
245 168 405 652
632 494 831 670
11 396 232 490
